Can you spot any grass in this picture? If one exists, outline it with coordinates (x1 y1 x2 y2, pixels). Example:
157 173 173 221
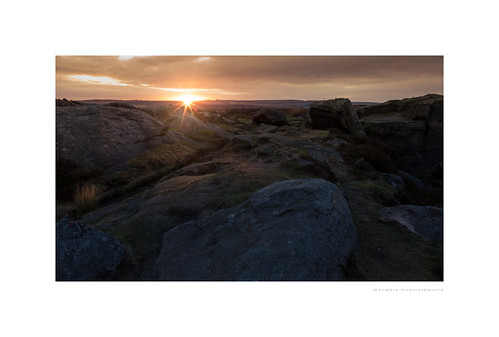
129 143 196 169
73 182 98 218
343 178 443 281
56 157 102 202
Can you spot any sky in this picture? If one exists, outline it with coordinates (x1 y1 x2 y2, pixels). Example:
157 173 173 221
56 56 443 102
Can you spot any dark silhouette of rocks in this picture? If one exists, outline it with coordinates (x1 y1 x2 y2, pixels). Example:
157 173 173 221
357 94 442 119
104 102 137 109
56 216 125 280
155 179 359 280
379 205 443 244
309 98 365 135
252 108 289 126
56 98 83 106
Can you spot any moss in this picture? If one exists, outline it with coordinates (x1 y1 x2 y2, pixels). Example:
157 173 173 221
187 129 227 145
338 135 400 174
212 122 241 134
302 129 331 141
128 143 196 169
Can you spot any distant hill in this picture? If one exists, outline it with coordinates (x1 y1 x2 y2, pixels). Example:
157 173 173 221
79 99 379 109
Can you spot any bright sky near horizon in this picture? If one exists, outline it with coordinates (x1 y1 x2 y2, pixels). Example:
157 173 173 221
56 56 443 102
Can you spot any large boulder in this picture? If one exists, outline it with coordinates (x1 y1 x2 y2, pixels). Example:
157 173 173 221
379 205 443 244
309 98 365 135
252 108 289 127
155 178 360 280
56 105 187 169
56 216 125 280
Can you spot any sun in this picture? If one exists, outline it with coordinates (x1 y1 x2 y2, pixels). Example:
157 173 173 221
177 94 202 106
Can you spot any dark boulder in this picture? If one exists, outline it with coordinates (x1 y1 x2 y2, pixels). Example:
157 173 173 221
379 205 443 244
56 105 186 169
309 98 365 134
155 178 360 280
56 216 125 280
252 108 289 127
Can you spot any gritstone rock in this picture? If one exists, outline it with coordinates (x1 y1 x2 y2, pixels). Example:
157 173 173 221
309 98 365 134
379 205 443 244
56 216 125 280
155 178 360 280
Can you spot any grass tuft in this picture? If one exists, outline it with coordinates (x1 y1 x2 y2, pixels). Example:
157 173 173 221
73 183 98 217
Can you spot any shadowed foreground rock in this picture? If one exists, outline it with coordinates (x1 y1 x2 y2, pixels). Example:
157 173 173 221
155 178 360 280
379 205 443 244
56 216 125 281
56 105 186 169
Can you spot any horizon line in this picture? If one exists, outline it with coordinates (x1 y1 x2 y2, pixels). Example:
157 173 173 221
56 97 384 103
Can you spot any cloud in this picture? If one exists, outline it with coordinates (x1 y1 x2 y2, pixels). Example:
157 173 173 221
56 56 443 101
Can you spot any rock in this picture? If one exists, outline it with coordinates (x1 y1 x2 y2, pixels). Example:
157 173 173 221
56 98 83 106
424 98 443 172
57 105 181 169
381 173 406 192
172 161 220 176
309 98 365 135
166 110 234 141
357 94 443 119
252 108 289 126
379 205 443 244
227 135 255 150
326 138 348 149
304 112 313 127
398 170 432 193
155 178 360 280
256 124 279 133
300 145 344 164
360 94 443 178
56 216 125 280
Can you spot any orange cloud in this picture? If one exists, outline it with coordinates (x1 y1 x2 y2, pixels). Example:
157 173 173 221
56 56 443 101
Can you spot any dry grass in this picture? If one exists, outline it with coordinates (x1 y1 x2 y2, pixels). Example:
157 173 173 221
73 182 98 217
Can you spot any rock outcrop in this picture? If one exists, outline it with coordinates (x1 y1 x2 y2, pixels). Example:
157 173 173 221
357 94 442 119
359 94 443 178
379 205 443 244
56 216 125 280
309 98 365 135
252 108 289 127
56 105 186 169
155 178 360 280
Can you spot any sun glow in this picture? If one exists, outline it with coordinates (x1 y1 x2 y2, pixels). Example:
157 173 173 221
177 94 202 106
